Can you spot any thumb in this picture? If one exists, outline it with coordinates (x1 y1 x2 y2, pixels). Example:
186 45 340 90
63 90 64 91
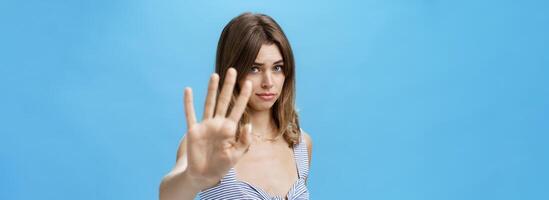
235 123 252 153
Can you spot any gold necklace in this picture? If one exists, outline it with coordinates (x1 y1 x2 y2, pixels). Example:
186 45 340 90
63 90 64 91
251 132 283 142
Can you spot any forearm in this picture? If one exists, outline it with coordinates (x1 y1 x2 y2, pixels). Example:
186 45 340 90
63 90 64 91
159 170 201 200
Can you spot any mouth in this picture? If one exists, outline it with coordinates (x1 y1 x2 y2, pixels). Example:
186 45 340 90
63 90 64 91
256 93 276 101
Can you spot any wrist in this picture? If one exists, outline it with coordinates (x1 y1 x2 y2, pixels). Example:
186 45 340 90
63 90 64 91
182 170 221 193
181 170 204 194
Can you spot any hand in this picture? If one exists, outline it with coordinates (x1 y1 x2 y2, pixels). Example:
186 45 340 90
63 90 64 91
182 68 253 190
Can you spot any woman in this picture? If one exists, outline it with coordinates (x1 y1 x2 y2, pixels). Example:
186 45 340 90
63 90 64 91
159 12 312 200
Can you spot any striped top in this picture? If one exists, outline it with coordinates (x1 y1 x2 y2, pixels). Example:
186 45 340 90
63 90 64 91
198 134 310 200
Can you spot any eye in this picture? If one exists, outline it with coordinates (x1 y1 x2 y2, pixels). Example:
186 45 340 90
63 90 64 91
250 66 260 73
273 65 283 72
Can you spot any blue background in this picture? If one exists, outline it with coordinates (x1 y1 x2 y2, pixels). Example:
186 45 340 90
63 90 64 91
1 0 548 199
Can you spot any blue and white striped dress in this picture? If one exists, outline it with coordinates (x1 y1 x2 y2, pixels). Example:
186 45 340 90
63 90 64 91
198 134 310 200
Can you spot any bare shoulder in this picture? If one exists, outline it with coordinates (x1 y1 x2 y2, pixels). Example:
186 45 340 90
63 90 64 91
301 129 313 176
301 130 313 150
301 130 313 158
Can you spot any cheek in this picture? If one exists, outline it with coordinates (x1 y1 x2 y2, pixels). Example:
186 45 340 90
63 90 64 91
240 76 259 92
276 76 286 89
245 79 262 94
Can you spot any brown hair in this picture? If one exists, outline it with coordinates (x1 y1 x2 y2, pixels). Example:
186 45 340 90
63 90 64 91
214 12 301 147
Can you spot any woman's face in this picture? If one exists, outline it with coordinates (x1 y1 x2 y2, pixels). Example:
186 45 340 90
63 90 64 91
241 43 286 112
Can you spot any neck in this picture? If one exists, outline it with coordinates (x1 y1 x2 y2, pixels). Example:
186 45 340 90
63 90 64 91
248 108 278 139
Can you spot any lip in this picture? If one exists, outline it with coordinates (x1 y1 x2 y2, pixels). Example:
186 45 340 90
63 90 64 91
256 93 276 101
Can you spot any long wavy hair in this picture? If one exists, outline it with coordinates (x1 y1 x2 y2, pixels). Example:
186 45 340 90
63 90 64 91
214 12 301 147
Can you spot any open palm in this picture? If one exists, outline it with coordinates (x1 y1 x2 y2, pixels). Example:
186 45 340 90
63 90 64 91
182 68 253 189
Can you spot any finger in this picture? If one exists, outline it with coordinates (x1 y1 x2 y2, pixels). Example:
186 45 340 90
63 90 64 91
184 87 197 130
234 124 253 155
228 80 252 122
215 68 237 118
203 73 219 120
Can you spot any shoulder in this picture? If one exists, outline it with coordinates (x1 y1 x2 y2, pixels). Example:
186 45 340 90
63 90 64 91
300 129 313 177
300 129 313 155
302 131 312 147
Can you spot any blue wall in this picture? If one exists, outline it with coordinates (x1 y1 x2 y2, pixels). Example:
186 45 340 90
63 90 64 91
1 0 548 199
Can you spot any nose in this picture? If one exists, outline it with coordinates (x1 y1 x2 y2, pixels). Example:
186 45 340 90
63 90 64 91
261 71 273 89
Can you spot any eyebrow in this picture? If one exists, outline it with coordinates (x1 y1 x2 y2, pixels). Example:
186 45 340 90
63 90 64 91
253 59 283 66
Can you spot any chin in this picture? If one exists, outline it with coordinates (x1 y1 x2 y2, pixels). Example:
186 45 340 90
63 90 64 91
250 103 275 112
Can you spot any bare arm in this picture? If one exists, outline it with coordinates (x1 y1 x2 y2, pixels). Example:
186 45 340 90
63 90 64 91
159 137 200 200
159 69 253 200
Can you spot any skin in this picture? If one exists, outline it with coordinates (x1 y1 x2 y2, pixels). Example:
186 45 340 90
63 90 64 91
159 44 312 200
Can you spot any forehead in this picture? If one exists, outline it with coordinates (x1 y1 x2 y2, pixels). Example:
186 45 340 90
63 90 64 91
255 44 283 63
